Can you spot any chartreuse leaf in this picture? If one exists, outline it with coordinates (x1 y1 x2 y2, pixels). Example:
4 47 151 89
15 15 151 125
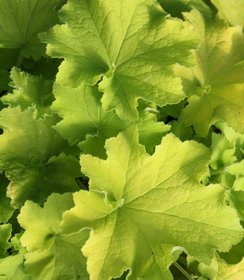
199 254 244 280
0 107 80 207
18 193 89 280
207 131 236 188
0 0 62 60
1 68 54 115
42 0 197 120
0 253 30 280
136 107 171 154
52 82 170 157
52 82 127 150
212 0 244 27
215 258 244 280
62 128 243 280
178 11 244 136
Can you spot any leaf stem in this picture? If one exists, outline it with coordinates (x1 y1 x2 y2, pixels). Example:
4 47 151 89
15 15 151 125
173 262 195 280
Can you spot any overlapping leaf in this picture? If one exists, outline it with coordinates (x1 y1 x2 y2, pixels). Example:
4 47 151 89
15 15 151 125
52 82 170 157
0 0 243 278
18 193 89 280
2 68 54 116
0 107 80 207
52 82 127 156
212 0 244 26
198 254 244 280
42 0 197 120
62 128 243 280
158 0 212 18
0 0 63 60
216 258 244 279
178 11 244 136
0 253 29 280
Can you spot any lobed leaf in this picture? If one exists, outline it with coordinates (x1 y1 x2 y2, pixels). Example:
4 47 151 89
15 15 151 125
62 128 243 280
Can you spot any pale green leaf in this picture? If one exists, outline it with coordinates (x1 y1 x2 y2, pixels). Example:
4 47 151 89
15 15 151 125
53 82 169 157
210 133 236 171
199 255 244 280
52 82 127 146
227 160 244 178
1 67 54 115
0 253 30 280
0 107 80 207
18 193 89 280
42 0 197 120
178 11 244 136
137 107 171 154
216 257 244 280
62 128 243 280
212 0 244 27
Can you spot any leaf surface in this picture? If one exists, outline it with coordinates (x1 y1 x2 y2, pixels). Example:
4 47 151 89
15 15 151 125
0 107 80 207
178 11 244 136
62 128 243 280
212 0 244 26
52 83 127 146
0 253 29 280
18 193 89 280
2 68 54 116
42 0 197 120
216 258 244 280
0 0 61 59
52 82 170 157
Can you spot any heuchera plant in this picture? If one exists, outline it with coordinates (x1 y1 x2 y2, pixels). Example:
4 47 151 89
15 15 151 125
0 0 244 279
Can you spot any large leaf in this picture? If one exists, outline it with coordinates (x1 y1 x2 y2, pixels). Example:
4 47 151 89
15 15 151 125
0 107 80 207
216 258 244 280
178 11 244 136
52 82 170 157
42 0 197 120
18 193 89 280
212 0 244 26
0 0 62 60
62 128 243 280
0 253 30 280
